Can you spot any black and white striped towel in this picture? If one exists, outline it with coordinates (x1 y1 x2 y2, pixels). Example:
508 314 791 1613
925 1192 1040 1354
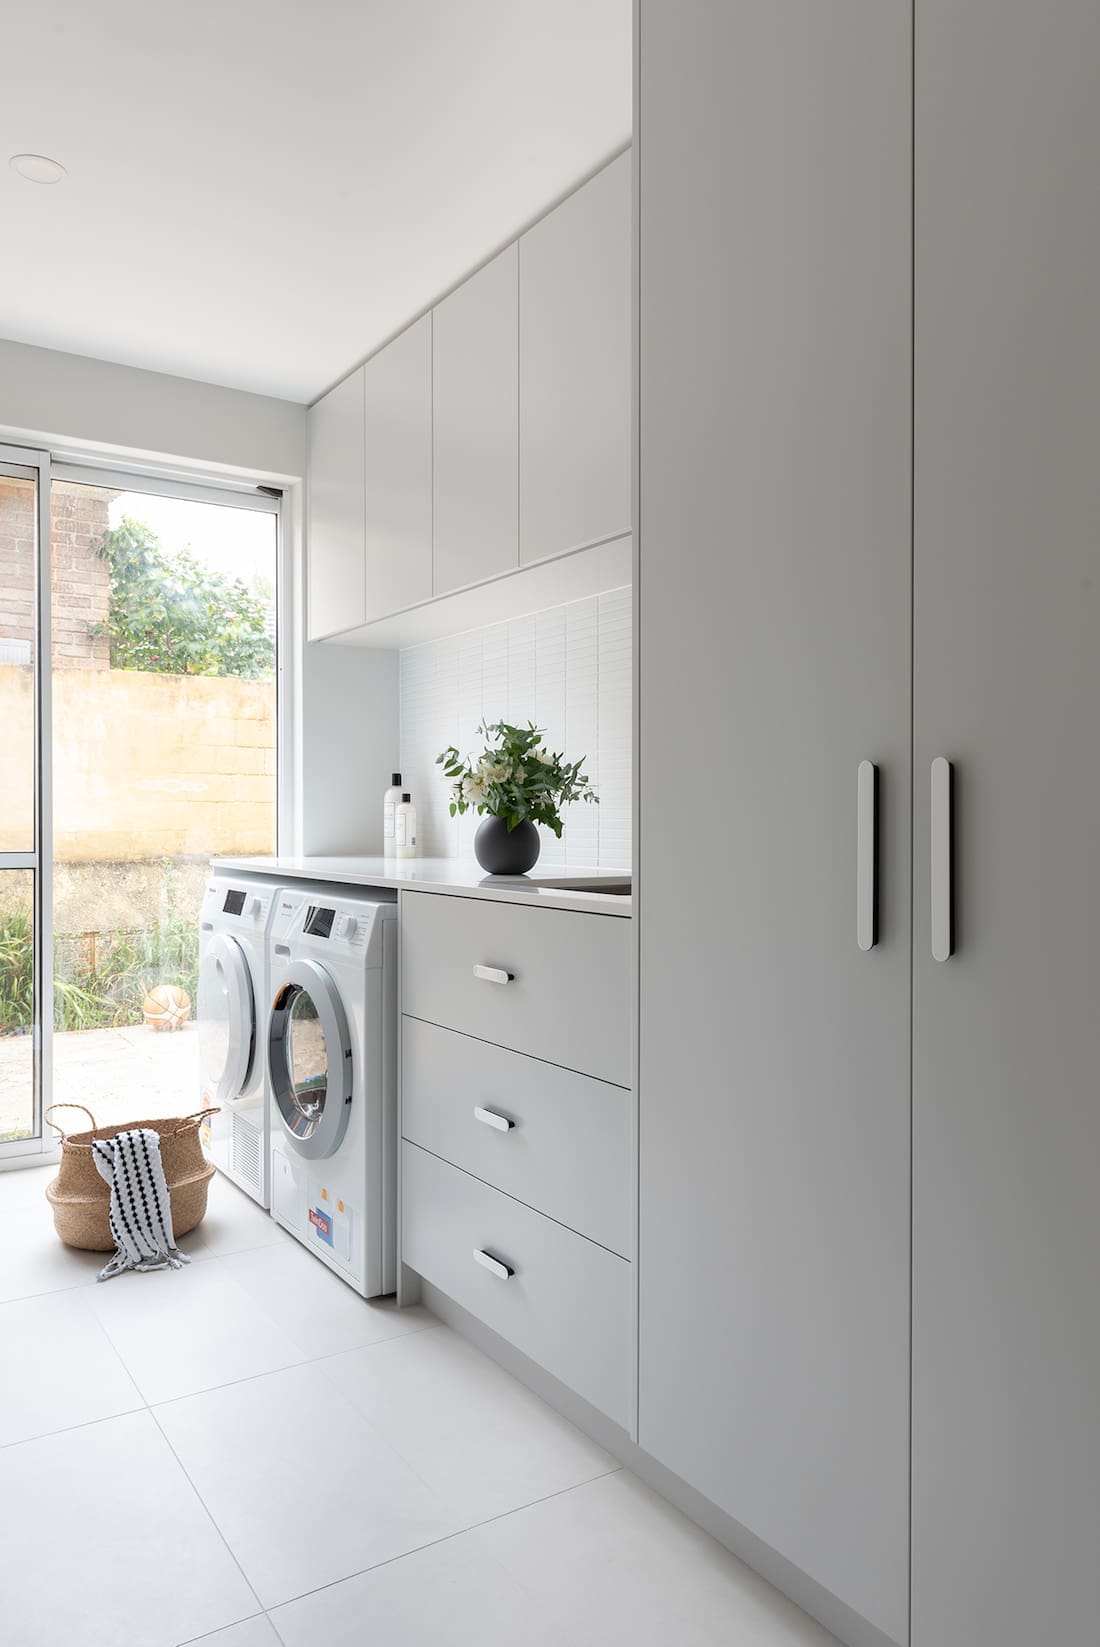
91 1128 192 1282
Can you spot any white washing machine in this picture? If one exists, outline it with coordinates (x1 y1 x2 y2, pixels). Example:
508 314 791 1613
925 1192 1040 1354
197 873 283 1206
266 885 398 1296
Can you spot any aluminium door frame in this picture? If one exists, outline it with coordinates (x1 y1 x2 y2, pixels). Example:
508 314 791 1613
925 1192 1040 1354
0 454 286 1166
0 444 53 1165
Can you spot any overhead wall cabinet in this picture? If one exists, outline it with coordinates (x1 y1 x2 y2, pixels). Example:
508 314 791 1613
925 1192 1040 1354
432 245 519 596
362 313 432 623
307 364 365 640
638 4 1100 1647
519 150 631 563
306 151 632 648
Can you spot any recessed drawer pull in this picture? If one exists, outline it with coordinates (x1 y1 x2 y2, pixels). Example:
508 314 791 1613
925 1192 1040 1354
473 1105 514 1132
473 964 515 985
473 1248 514 1280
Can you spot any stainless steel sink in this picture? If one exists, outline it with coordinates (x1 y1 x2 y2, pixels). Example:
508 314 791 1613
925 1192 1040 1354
524 875 632 896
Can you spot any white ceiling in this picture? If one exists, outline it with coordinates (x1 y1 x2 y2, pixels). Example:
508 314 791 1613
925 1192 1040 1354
1 1 631 403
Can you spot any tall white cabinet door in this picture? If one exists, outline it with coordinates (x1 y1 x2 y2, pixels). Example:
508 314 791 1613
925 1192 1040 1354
432 245 518 595
363 315 432 622
637 6 912 1645
308 366 365 640
519 151 631 563
912 7 1100 1645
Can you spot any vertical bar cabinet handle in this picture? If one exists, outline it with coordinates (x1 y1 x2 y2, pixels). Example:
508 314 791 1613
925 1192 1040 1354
931 757 954 961
856 760 878 951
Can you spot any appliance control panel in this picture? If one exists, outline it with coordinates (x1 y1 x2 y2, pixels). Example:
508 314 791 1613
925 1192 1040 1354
201 879 274 925
270 891 396 965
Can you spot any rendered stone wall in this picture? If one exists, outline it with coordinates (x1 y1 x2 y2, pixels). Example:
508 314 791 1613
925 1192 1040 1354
0 665 275 860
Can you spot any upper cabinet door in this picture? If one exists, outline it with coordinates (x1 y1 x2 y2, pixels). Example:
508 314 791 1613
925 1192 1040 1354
912 6 1100 1645
432 245 519 595
308 366 365 640
363 315 433 622
519 152 632 564
637 4 912 1644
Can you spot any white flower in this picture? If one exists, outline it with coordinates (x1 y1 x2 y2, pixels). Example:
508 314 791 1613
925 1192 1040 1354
464 775 488 806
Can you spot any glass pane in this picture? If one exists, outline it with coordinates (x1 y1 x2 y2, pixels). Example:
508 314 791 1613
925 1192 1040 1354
51 481 277 1128
199 953 235 1086
286 989 327 1122
0 870 36 1142
0 474 37 852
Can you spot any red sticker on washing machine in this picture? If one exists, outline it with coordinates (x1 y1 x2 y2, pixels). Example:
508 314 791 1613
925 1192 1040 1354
309 1207 333 1245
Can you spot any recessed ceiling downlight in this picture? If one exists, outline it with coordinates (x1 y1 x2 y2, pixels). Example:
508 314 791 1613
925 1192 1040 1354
9 153 67 184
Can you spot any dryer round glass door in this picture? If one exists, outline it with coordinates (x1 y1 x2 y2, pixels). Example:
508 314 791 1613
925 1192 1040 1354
268 959 353 1159
198 932 255 1105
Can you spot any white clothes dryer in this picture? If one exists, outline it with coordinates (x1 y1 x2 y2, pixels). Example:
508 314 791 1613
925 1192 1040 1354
197 873 283 1206
266 885 398 1296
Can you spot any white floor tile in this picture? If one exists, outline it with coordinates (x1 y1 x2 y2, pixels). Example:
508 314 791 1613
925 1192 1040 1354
0 1164 106 1301
0 1287 143 1447
270 1532 572 1647
191 1176 291 1258
465 1470 840 1646
321 1325 618 1524
0 1409 257 1647
88 1254 309 1404
154 1362 468 1609
177 1617 281 1647
222 1239 435 1359
0 1163 215 1303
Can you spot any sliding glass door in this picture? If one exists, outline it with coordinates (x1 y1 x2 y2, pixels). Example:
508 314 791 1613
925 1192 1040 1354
48 470 280 1132
0 449 281 1160
0 447 51 1156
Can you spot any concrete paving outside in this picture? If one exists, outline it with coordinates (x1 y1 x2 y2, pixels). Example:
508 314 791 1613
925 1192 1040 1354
0 1022 199 1141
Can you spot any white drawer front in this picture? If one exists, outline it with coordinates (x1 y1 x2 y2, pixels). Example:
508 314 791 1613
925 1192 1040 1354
402 1142 632 1428
402 1017 631 1257
400 891 631 1086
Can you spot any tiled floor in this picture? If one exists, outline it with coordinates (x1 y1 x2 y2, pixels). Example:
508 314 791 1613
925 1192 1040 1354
0 1165 837 1647
0 1022 198 1140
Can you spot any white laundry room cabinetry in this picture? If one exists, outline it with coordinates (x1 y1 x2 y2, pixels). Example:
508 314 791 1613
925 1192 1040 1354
637 5 1100 1647
306 151 632 644
399 890 634 1429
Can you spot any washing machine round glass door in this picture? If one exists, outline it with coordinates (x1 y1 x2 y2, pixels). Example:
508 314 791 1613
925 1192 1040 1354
198 933 255 1105
267 959 353 1159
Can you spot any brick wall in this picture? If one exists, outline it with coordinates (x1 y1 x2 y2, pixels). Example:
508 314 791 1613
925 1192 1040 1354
0 477 36 663
0 478 114 668
50 482 114 669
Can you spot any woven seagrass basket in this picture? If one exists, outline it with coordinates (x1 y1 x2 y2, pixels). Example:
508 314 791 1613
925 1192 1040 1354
43 1104 219 1251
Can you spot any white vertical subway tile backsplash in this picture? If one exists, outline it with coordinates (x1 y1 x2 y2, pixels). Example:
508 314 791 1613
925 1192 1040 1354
399 586 632 867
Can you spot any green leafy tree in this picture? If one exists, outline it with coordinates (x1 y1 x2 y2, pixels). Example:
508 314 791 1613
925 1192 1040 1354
90 516 274 678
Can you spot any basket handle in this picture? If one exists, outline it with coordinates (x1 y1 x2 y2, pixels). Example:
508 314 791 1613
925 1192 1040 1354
43 1103 99 1140
169 1106 221 1137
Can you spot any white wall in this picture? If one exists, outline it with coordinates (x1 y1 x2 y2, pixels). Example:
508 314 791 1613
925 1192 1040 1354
0 337 305 479
400 586 631 867
0 334 394 857
299 643 399 854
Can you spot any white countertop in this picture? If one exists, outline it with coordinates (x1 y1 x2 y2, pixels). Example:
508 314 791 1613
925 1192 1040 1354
211 855 633 917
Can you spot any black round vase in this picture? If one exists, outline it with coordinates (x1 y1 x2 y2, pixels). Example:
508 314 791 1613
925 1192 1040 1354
474 816 541 876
